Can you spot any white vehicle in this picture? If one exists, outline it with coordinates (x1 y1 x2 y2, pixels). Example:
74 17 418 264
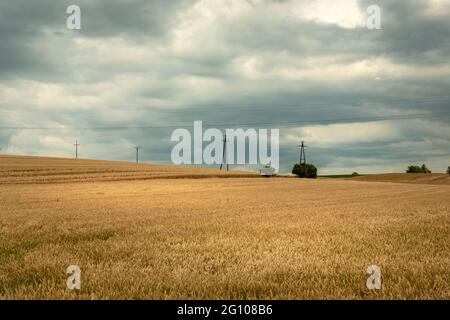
260 165 276 177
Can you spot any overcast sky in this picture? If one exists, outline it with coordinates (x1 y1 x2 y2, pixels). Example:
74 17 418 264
1 0 449 174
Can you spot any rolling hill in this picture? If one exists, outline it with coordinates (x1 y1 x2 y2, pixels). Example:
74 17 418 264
0 155 257 184
351 173 450 185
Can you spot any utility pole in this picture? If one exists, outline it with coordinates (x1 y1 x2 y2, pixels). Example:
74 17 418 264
74 140 80 159
297 140 307 176
133 146 143 164
220 134 229 171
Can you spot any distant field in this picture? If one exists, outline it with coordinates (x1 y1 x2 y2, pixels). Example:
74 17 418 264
319 174 362 179
351 173 450 185
0 155 257 184
0 156 449 299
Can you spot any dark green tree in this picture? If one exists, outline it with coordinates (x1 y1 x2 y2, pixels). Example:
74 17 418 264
406 164 431 173
292 163 317 178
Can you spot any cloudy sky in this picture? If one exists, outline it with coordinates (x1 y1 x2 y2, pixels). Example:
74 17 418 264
1 0 449 174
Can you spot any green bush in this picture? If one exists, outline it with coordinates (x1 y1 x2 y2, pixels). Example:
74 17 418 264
351 172 359 177
406 164 431 173
292 163 317 178
447 167 450 174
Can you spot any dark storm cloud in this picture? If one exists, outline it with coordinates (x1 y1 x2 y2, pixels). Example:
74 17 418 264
78 0 192 39
0 0 189 80
0 0 189 38
357 0 450 65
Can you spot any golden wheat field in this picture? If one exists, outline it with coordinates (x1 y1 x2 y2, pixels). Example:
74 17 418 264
352 173 450 185
0 155 449 300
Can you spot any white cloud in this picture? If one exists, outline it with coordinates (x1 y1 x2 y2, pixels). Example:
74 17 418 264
426 0 450 16
284 121 401 146
290 0 366 29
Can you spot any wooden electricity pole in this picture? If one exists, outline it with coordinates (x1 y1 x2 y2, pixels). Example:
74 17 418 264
133 146 143 164
298 141 307 175
74 140 80 159
220 134 229 171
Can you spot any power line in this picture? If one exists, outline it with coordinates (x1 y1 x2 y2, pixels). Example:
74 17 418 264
74 140 80 159
1 111 449 131
133 146 143 164
106 95 450 113
298 140 308 175
4 95 450 115
220 134 229 171
298 141 307 166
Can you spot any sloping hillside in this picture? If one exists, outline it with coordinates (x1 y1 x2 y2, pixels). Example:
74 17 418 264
0 155 257 184
351 173 450 185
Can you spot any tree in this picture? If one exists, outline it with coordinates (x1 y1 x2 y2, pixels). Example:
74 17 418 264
421 164 431 173
447 167 450 174
351 172 360 177
406 166 421 173
292 163 317 178
406 164 431 173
